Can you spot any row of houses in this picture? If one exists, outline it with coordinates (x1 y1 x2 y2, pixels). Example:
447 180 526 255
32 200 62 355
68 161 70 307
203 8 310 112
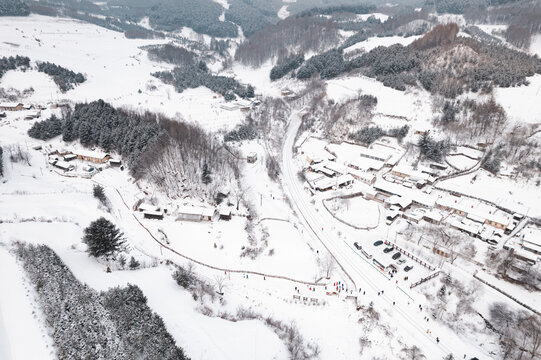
136 202 233 222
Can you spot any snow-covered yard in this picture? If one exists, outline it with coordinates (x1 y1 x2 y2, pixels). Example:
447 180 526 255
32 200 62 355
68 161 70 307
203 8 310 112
324 196 380 229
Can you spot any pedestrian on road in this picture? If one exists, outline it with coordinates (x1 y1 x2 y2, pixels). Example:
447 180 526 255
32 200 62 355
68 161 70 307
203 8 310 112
381 290 384 294
393 301 395 306
378 292 380 296
363 291 365 295
436 337 440 344
427 318 429 322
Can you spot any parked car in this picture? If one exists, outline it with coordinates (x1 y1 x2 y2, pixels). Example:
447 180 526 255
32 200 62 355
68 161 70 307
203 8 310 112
373 240 384 247
354 242 362 250
392 252 401 260
404 266 413 272
397 258 406 265
383 247 394 253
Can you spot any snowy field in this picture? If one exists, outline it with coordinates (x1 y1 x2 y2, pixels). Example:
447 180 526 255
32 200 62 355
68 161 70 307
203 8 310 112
0 15 246 132
445 154 478 170
344 35 421 54
324 196 380 229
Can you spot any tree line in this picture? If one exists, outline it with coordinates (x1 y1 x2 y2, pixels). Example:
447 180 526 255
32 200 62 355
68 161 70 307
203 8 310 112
37 61 86 92
13 242 189 359
153 62 254 101
0 0 29 16
0 55 30 79
349 125 409 145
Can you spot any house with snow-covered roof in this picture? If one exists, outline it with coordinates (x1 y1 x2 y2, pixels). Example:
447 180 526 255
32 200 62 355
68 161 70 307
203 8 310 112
76 150 110 164
0 102 23 111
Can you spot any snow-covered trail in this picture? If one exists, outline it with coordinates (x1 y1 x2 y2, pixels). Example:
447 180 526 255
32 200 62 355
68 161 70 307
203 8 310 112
281 112 489 359
0 247 55 360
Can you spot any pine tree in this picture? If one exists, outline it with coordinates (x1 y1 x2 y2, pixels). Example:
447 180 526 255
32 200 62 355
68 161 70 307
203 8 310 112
0 146 3 177
83 217 125 260
128 256 140 270
201 162 212 185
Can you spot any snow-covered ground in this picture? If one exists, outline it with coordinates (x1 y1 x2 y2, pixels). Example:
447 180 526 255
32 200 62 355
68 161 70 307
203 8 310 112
0 15 246 132
494 74 541 125
343 35 421 54
324 196 380 228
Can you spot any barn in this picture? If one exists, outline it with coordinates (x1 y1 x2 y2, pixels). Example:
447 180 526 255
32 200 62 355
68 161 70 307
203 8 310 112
177 206 218 222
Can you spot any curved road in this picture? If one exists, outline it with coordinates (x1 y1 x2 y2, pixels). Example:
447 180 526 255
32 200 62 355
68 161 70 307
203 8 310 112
281 112 489 359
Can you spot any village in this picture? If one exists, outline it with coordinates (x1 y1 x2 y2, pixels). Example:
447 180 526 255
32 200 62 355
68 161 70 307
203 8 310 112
296 133 541 277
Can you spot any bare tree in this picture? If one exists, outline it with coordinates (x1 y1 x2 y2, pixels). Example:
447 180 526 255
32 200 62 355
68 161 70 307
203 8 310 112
214 274 227 295
401 345 426 360
321 254 336 279
231 185 249 211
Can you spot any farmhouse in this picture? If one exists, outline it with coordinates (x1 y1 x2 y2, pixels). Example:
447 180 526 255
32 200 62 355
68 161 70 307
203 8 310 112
177 206 218 222
219 209 232 221
436 196 511 230
360 148 391 163
0 102 23 111
76 150 110 164
373 180 436 208
520 227 541 255
309 174 354 192
54 160 74 171
347 167 376 184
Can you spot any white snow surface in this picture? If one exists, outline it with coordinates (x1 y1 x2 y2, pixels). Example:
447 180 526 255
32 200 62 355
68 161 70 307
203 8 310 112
344 35 421 54
0 15 246 132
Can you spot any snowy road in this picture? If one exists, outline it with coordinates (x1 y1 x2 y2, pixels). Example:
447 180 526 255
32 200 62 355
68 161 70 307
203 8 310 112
281 112 489 359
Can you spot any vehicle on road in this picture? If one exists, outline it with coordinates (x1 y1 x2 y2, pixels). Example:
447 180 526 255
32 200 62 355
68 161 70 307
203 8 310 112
392 252 401 260
404 265 413 272
383 247 394 253
354 242 362 250
373 240 383 247
397 258 406 265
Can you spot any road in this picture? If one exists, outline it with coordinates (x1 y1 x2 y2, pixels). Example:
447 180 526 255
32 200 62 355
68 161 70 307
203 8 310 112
281 111 489 359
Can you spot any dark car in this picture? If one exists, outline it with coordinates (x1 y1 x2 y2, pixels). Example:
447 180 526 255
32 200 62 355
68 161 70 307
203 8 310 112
392 252 401 260
373 240 384 247
354 242 362 250
404 265 413 272
383 247 394 253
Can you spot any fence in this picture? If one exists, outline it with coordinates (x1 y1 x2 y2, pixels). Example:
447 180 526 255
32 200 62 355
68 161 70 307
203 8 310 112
410 271 440 289
473 272 540 316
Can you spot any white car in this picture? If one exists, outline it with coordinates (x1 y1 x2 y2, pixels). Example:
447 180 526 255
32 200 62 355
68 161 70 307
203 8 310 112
397 259 406 265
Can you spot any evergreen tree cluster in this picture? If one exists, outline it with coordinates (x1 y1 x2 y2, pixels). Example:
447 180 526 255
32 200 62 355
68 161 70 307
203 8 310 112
107 0 238 38
349 125 409 145
296 48 353 80
61 100 165 176
0 55 30 78
225 0 280 38
418 132 448 162
296 4 376 18
270 54 304 81
0 0 30 16
27 115 62 140
102 284 188 359
13 243 189 360
37 61 85 92
147 44 196 66
424 0 487 14
0 145 3 177
223 123 257 142
153 63 254 101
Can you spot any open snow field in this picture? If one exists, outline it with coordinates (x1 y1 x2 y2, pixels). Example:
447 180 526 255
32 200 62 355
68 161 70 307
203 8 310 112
344 35 421 54
324 196 380 229
0 15 246 132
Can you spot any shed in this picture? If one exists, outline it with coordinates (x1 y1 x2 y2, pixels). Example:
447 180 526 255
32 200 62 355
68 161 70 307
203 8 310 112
63 154 77 162
143 210 164 220
76 150 110 164
54 160 74 171
219 209 232 221
109 159 122 167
